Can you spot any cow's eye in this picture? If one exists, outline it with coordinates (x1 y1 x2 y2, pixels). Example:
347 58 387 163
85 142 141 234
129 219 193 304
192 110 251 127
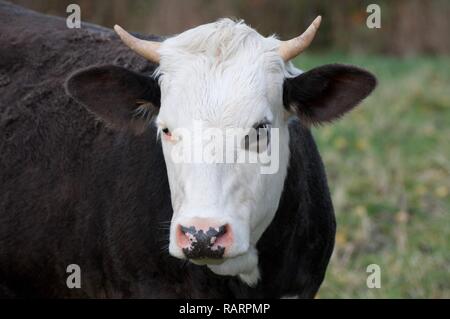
162 127 171 137
242 121 271 153
255 122 269 131
254 121 271 141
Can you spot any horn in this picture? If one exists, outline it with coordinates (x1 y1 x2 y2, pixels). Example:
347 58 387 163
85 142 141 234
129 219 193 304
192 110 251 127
278 16 321 61
114 24 161 63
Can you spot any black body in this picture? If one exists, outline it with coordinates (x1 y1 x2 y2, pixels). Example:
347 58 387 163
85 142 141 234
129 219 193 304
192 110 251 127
0 1 336 298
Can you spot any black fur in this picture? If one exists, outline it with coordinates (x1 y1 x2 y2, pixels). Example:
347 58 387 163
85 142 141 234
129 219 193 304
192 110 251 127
283 64 377 124
0 1 338 298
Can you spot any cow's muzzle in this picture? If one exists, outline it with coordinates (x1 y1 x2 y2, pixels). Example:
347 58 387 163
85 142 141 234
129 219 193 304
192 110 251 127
176 221 232 259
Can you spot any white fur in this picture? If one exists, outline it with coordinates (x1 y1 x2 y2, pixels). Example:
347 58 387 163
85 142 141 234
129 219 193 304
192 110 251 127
155 19 300 285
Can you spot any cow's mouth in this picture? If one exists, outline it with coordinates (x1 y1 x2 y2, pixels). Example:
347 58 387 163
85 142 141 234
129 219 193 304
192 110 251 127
189 258 225 265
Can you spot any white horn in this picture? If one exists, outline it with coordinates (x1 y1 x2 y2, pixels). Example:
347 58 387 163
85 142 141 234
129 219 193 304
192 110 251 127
114 24 161 63
278 16 321 61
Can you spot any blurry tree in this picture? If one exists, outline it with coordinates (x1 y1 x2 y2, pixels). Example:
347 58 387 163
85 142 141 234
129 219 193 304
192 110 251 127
9 0 450 56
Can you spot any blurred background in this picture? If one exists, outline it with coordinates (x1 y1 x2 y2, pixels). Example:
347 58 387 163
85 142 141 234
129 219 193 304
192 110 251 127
9 0 450 55
9 0 450 298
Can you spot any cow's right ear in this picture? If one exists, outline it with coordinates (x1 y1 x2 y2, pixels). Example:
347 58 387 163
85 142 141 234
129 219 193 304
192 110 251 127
65 65 160 134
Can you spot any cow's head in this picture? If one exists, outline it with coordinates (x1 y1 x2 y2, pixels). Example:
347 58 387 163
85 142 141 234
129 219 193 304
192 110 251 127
66 17 376 285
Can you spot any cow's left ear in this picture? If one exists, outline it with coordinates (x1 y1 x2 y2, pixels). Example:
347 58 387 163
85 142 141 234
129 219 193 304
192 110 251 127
283 64 377 124
65 65 160 134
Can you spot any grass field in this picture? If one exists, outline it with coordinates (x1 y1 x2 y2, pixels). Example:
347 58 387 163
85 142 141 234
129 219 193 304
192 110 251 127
292 53 450 298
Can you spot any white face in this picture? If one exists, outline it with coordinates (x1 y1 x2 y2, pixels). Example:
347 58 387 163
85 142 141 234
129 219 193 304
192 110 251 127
155 20 295 285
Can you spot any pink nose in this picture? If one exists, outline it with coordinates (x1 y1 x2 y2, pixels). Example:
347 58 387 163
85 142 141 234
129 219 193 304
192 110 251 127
176 218 232 259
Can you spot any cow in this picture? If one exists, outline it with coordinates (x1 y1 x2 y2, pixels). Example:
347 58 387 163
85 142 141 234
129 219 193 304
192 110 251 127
0 1 376 298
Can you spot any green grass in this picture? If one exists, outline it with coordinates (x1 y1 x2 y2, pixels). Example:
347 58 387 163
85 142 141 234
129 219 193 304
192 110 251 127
292 53 450 298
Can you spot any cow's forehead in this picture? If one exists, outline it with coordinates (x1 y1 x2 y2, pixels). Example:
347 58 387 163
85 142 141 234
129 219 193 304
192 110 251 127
158 18 281 64
158 66 277 128
157 18 285 88
156 19 286 127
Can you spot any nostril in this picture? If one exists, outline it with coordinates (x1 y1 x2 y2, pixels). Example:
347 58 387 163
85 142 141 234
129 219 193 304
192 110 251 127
205 224 227 236
180 225 197 234
217 224 228 237
212 224 232 249
176 225 195 248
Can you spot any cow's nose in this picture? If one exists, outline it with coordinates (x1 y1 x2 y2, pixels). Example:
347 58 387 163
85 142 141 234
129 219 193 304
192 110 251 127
176 220 232 259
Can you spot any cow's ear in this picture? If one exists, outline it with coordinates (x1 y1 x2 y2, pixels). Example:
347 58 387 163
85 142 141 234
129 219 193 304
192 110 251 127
65 65 160 134
283 64 377 124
